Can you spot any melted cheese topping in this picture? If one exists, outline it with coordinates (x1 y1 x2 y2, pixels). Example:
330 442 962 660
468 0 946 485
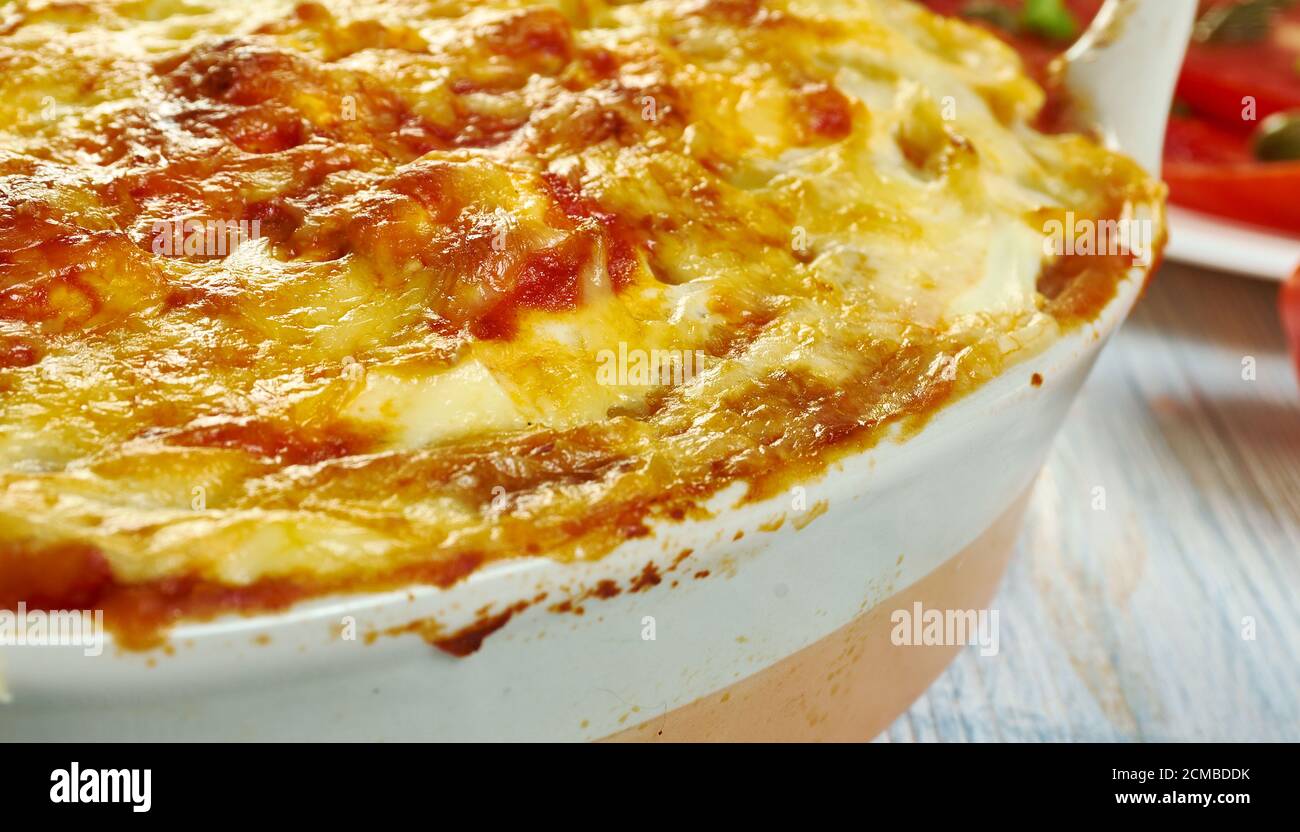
0 0 1161 640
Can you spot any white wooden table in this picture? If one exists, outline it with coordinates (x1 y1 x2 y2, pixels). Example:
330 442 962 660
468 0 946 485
881 262 1300 742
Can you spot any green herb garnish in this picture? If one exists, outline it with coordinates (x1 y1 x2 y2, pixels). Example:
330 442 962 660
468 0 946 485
1020 0 1080 41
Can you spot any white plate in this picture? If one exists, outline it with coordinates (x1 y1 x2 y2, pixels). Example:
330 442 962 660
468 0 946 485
1166 206 1300 281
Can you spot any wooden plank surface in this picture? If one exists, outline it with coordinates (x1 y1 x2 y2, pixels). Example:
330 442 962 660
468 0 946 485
880 263 1300 742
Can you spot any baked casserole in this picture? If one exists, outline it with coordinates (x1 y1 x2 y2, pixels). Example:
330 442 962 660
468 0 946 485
0 0 1161 648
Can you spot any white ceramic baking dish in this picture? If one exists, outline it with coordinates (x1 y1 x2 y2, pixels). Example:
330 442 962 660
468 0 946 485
0 0 1197 742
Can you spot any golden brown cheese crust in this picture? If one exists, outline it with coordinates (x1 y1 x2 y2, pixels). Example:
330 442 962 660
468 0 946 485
0 0 1161 645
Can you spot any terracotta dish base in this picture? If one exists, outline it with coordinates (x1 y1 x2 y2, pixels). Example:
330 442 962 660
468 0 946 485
604 488 1031 742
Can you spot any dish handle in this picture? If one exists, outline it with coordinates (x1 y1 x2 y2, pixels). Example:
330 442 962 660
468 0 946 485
1063 0 1198 175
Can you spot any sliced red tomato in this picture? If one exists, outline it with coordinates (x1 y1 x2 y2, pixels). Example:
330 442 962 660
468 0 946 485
1283 267 1300 378
1177 2 1300 129
1163 115 1300 232
1177 59 1300 130
1164 113 1256 166
1165 160 1300 232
